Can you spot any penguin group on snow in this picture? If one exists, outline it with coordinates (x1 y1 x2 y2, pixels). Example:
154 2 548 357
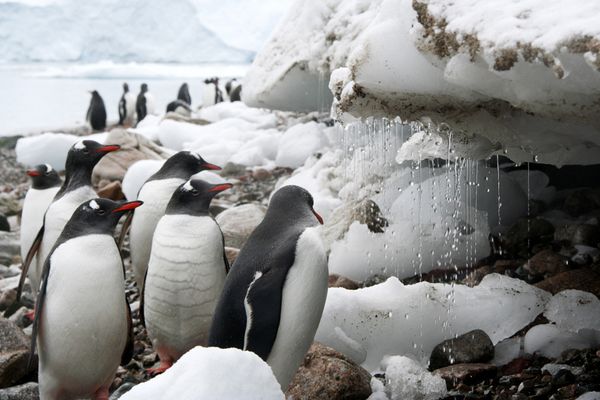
18 138 326 399
85 78 242 132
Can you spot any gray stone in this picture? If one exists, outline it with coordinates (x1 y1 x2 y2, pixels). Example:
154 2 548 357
0 317 35 388
524 249 570 277
0 233 19 266
555 224 600 247
0 216 9 233
109 382 136 400
429 329 494 370
0 382 39 400
216 203 266 249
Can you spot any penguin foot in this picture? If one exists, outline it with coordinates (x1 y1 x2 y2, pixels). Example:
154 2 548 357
25 309 35 322
92 386 109 400
146 360 173 376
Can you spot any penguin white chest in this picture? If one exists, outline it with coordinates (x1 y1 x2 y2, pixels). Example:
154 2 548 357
145 214 227 359
20 187 59 261
265 227 328 389
39 234 127 398
129 178 184 287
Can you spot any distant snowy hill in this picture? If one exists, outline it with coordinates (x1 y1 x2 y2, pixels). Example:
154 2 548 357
0 0 291 63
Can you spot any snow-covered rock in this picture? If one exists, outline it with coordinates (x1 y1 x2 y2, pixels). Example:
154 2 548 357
275 121 329 169
121 347 284 400
315 274 550 371
380 356 447 400
544 290 600 332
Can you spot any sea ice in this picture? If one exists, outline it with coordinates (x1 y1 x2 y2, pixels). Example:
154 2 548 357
380 356 447 400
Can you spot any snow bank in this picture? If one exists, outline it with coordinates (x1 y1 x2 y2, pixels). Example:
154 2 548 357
315 274 550 371
275 121 329 169
246 0 600 165
15 132 107 170
379 356 447 400
121 347 284 400
524 325 600 358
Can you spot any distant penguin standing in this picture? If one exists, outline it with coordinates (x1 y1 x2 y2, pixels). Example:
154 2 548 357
209 185 328 389
202 77 223 107
225 78 242 102
86 90 107 131
118 83 136 127
136 83 155 124
177 82 192 105
31 198 141 400
143 179 232 374
20 164 62 294
17 140 120 300
126 151 222 289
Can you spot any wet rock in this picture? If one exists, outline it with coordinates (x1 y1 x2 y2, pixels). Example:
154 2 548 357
556 224 600 247
524 249 570 278
216 203 266 249
97 181 125 201
0 317 35 388
433 363 497 385
429 330 494 370
0 382 39 399
220 162 247 177
563 189 600 217
0 216 9 233
286 342 372 400
224 247 240 266
353 200 389 233
503 218 554 258
328 274 360 290
362 274 388 288
535 268 600 297
109 382 136 399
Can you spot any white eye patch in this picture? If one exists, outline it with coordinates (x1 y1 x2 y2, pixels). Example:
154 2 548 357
45 164 53 172
89 200 100 210
181 180 194 192
192 152 201 160
74 141 86 150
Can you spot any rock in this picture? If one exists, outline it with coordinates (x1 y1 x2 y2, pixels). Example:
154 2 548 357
286 342 372 400
362 274 387 288
97 181 125 201
524 249 570 277
0 266 18 279
8 307 29 329
0 290 16 313
216 204 266 249
92 129 170 185
224 247 240 266
209 199 232 217
328 274 360 290
556 224 600 247
0 277 19 294
503 218 555 258
0 216 8 233
433 363 497 385
0 197 21 218
252 168 272 181
563 189 600 217
535 268 600 297
0 233 19 266
429 329 494 370
109 382 135 400
0 317 35 388
0 382 39 399
353 200 389 233
220 162 247 177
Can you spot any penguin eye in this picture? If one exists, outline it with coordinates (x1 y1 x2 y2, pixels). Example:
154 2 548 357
191 189 199 196
82 148 90 154
97 209 105 215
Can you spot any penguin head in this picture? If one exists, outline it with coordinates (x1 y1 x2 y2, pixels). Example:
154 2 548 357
123 83 129 92
140 83 148 93
66 198 143 236
66 140 120 172
89 90 101 99
268 185 323 226
166 179 232 216
156 151 221 180
26 164 61 189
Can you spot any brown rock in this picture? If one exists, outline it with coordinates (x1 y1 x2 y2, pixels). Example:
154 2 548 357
97 181 125 201
429 329 494 370
433 363 497 385
501 358 531 376
0 317 36 388
535 267 600 297
328 274 360 290
216 204 266 249
224 247 240 266
524 249 569 277
286 342 372 400
252 168 271 181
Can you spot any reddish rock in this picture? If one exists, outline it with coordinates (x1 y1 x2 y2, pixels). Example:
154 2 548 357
97 181 125 201
433 363 497 385
252 168 272 181
535 267 600 297
501 357 531 376
224 247 240 266
328 274 360 290
524 249 569 277
286 342 372 400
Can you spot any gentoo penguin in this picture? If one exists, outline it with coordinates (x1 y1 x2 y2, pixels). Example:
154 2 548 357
209 185 328 389
165 99 191 117
31 198 141 400
202 77 223 106
143 179 232 374
20 164 62 295
126 151 221 289
17 140 120 300
118 83 136 126
225 78 242 102
86 90 107 131
135 83 155 124
177 82 191 105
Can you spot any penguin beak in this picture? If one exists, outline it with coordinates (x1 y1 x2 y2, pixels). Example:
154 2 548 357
202 163 221 171
208 183 233 193
112 200 144 213
26 169 41 177
95 145 121 153
312 209 324 225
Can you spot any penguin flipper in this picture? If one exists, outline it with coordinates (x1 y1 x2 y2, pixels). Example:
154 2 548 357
17 225 44 301
121 295 134 365
117 211 133 251
28 253 52 370
243 268 287 361
139 267 148 328
221 233 230 274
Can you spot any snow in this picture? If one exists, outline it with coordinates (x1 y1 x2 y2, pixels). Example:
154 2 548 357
492 337 523 367
379 356 447 400
120 347 284 400
315 274 550 371
523 324 600 358
577 393 600 400
15 132 107 170
544 290 600 332
275 121 330 169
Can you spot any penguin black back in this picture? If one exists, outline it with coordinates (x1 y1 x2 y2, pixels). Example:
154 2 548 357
177 83 191 105
136 83 148 122
118 83 129 125
208 185 322 357
27 164 62 190
86 90 107 131
146 151 221 183
166 179 232 217
166 100 191 114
